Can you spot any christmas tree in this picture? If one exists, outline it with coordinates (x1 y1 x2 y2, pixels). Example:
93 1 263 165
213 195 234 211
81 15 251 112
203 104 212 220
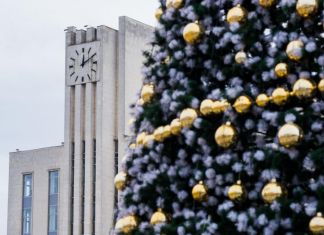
114 0 324 234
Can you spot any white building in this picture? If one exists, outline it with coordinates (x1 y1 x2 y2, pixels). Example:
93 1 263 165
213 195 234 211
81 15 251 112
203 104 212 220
7 17 153 235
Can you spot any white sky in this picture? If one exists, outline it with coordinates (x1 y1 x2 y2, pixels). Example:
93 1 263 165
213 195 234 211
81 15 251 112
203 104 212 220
0 0 157 233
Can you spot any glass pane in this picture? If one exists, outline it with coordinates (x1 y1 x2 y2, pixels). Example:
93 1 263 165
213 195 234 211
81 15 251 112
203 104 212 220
23 208 31 234
48 206 57 232
49 171 59 195
24 175 32 197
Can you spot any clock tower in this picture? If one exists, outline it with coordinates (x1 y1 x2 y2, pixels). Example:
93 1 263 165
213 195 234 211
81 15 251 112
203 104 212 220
62 25 118 235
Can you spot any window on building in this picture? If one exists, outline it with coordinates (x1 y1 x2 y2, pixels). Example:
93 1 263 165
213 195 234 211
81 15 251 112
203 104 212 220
22 174 32 235
48 170 59 235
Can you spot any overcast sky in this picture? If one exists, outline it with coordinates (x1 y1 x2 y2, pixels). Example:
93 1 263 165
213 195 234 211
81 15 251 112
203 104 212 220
0 0 157 232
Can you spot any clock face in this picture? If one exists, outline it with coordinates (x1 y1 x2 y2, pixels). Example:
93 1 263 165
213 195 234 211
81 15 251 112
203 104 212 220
66 42 100 86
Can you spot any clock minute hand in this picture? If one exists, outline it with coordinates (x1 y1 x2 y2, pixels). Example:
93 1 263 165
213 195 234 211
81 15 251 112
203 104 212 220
81 53 96 67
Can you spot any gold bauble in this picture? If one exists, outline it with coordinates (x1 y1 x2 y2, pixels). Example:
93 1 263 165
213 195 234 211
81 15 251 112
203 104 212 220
143 134 154 147
166 0 173 8
192 181 208 202
172 0 183 9
213 100 230 114
309 213 324 234
115 215 138 234
183 22 203 44
170 118 182 135
164 56 171 64
228 180 246 202
278 123 303 148
226 5 247 24
150 208 168 225
114 171 127 190
261 179 287 204
275 63 289 78
272 88 290 106
155 8 163 20
296 0 318 18
136 132 147 145
215 122 238 148
319 79 324 93
286 40 304 61
233 96 253 113
141 84 154 103
235 51 247 64
179 108 198 127
293 78 317 99
154 127 165 142
137 98 145 106
200 99 214 115
162 125 172 139
256 94 270 107
129 143 136 149
259 0 276 8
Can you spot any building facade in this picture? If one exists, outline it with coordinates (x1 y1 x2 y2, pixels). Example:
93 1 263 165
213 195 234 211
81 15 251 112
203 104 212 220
7 17 153 235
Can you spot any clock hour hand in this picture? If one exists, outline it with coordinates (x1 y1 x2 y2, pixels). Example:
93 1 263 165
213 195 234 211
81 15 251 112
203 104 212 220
81 54 85 67
81 53 96 67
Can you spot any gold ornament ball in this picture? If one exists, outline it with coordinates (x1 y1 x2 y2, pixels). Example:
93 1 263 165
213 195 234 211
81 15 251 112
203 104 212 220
200 99 214 115
180 108 198 127
213 100 230 114
172 0 183 9
278 123 303 148
155 8 163 20
293 78 317 99
227 5 247 24
170 118 182 135
136 132 147 145
150 208 168 225
166 0 173 8
256 94 270 107
215 122 238 148
261 179 287 204
154 127 165 142
129 143 136 149
228 180 246 202
114 171 127 190
115 215 138 234
286 40 304 61
259 0 276 8
275 63 289 78
309 212 324 234
162 125 172 139
235 51 247 64
272 87 290 106
296 0 318 18
192 181 208 202
143 134 154 147
233 96 253 113
183 22 203 44
319 79 324 94
137 98 145 106
141 84 154 103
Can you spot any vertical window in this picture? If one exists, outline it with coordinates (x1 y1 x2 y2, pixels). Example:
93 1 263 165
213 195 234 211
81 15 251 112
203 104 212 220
22 174 32 235
48 170 59 235
92 139 96 235
70 142 75 235
81 140 85 235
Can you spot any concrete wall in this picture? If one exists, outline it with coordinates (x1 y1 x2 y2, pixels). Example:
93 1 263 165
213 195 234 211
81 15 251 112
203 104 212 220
117 16 154 168
7 146 64 235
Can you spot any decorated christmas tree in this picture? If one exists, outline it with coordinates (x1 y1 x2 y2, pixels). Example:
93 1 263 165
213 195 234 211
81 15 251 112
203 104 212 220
114 0 324 234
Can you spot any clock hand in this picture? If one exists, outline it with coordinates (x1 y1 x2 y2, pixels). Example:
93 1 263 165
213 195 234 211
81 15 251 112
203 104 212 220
81 53 96 67
81 54 85 67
